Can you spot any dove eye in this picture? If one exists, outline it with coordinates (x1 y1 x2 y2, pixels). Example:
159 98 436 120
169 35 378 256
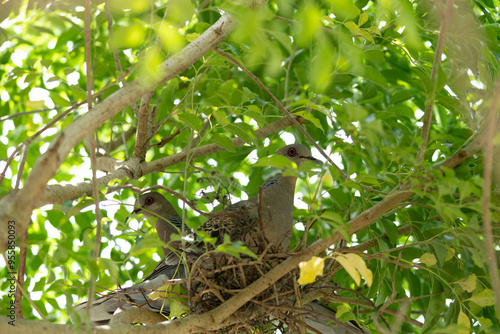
145 197 154 205
288 147 297 156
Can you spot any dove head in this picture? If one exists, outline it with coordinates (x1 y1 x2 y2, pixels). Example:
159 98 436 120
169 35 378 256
275 144 322 167
132 192 178 219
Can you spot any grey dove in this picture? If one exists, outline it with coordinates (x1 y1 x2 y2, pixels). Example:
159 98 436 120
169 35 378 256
200 143 322 253
303 301 370 334
71 192 185 325
128 192 186 257
74 144 357 331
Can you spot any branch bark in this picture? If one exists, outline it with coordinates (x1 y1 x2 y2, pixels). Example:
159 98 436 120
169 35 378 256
32 116 298 208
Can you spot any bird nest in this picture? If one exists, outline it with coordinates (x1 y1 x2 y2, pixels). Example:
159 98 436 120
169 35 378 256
185 250 303 333
146 209 321 332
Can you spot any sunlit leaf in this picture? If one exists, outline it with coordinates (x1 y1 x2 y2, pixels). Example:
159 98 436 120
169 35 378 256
298 256 325 285
335 253 373 287
468 289 496 307
420 253 437 266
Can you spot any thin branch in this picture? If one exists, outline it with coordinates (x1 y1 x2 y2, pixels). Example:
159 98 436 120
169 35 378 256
213 47 382 195
133 91 155 159
2 252 49 322
84 0 102 317
416 0 454 163
481 70 500 319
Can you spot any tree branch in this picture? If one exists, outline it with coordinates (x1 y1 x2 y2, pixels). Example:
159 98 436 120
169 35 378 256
481 70 500 319
416 0 454 163
32 116 298 208
133 91 155 160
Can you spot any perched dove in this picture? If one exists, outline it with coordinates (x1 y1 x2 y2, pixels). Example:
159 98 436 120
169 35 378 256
128 192 185 257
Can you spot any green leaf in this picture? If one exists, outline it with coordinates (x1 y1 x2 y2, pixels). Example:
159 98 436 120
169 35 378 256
456 274 476 293
467 289 496 307
215 241 258 259
178 111 202 132
420 253 437 266
210 134 236 152
50 92 71 107
361 66 388 88
225 123 257 145
358 12 369 26
381 219 398 244
422 280 445 332
196 230 217 245
295 111 324 132
333 0 360 19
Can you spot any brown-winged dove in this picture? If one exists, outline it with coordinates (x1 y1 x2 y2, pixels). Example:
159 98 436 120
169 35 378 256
201 143 322 253
73 144 369 333
128 192 185 257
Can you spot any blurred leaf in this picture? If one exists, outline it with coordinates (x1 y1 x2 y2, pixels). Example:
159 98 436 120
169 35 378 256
420 253 437 267
456 274 476 293
468 289 496 307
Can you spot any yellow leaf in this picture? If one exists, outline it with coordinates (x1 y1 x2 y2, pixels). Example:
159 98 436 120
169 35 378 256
468 289 495 307
358 12 369 26
298 256 325 285
186 33 200 42
149 284 171 300
157 25 186 53
458 310 470 334
24 100 45 109
456 274 476 293
335 304 350 318
336 253 373 287
359 30 375 44
420 252 437 266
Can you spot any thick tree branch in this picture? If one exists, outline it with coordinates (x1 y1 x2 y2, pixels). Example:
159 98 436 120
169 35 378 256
0 13 237 252
33 116 298 208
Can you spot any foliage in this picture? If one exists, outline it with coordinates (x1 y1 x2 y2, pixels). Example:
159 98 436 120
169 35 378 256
0 0 499 332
